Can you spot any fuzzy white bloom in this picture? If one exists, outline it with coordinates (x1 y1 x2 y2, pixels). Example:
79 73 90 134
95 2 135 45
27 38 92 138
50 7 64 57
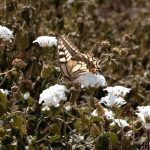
100 93 127 108
54 66 61 72
110 119 129 128
0 25 14 42
91 108 115 120
0 89 9 96
104 86 131 98
68 134 84 144
135 106 150 123
91 109 98 116
65 105 72 111
27 135 35 144
39 84 69 107
67 0 74 3
42 106 50 111
23 92 30 100
125 130 134 137
104 108 115 120
75 72 107 88
33 36 57 47
11 142 17 146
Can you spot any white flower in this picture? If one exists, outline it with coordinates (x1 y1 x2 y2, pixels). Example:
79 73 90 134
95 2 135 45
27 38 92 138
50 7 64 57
96 74 107 87
65 105 72 111
91 109 98 116
23 92 30 100
75 72 107 88
54 66 61 72
110 119 129 128
69 134 84 143
104 86 131 98
125 130 134 137
27 135 34 144
11 142 17 146
100 93 127 108
67 0 74 3
42 106 50 111
0 89 9 96
104 108 115 120
135 106 150 123
0 25 14 42
91 108 115 120
39 84 69 107
25 146 29 150
33 36 57 47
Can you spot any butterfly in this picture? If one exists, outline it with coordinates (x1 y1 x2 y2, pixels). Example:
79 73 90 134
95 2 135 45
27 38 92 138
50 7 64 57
57 35 102 81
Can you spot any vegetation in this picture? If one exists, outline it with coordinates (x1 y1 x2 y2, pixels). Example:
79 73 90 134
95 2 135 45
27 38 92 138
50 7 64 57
0 0 150 149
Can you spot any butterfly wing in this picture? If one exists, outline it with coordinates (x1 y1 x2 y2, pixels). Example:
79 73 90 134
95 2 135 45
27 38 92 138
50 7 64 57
60 35 102 71
60 35 81 56
58 36 89 80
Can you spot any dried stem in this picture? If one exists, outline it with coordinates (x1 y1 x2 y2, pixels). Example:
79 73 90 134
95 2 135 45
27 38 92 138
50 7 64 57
148 131 150 150
0 68 16 76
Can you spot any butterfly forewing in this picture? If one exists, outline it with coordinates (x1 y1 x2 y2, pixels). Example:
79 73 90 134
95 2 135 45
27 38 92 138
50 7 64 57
58 35 89 80
60 35 81 56
58 39 72 63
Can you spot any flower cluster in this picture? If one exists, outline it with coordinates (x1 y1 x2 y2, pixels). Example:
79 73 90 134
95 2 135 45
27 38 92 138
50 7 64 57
91 108 115 120
39 84 69 108
135 106 150 123
33 36 57 47
75 72 107 88
0 89 9 96
90 85 131 130
104 86 131 98
100 93 127 108
100 86 130 108
110 119 129 128
0 25 14 42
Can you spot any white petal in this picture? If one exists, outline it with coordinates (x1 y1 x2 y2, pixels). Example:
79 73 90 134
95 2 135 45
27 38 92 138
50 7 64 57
104 86 131 98
33 36 57 47
111 119 129 128
0 25 14 42
39 84 69 107
100 93 127 108
75 72 107 88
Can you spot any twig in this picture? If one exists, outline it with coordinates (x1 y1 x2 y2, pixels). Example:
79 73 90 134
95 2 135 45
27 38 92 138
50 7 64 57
36 133 50 143
56 117 73 133
0 75 6 86
148 131 150 150
0 68 16 76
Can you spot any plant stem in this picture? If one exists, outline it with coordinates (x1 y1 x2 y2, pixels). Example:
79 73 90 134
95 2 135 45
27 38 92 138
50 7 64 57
148 131 150 150
0 68 16 75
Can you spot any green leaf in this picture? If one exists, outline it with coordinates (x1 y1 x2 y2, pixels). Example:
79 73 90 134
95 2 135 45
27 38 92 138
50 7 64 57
96 135 109 150
107 132 119 146
12 115 27 135
2 135 13 145
49 135 60 143
92 116 104 123
0 144 7 150
28 97 34 107
75 119 82 131
48 123 61 135
0 127 6 137
0 91 8 116
41 64 53 78
14 31 29 50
